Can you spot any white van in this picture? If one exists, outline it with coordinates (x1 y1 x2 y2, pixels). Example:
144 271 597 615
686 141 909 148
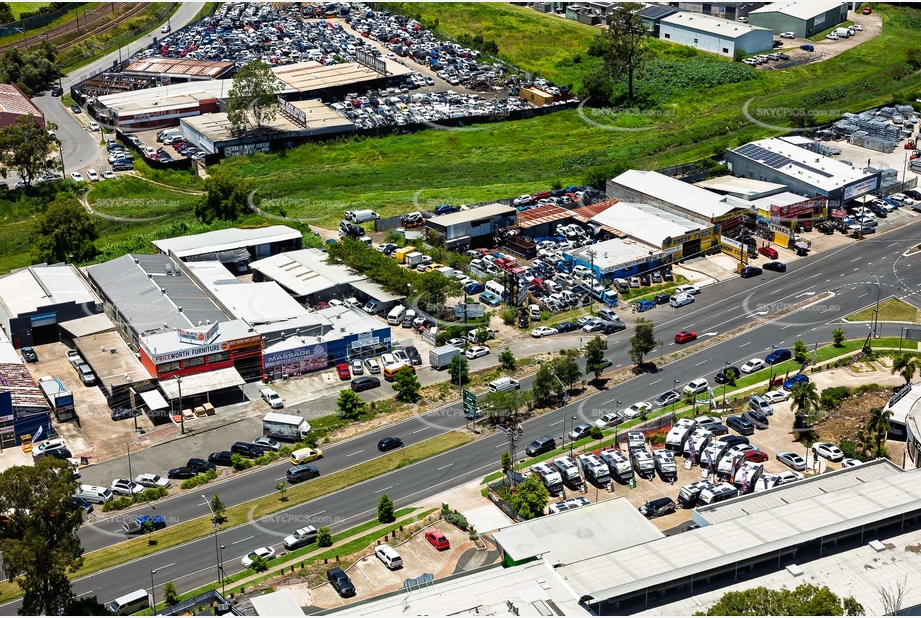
387 305 406 325
833 27 851 38
374 544 403 570
77 484 113 504
107 589 149 615
485 280 505 298
489 377 520 393
358 235 373 246
363 299 383 315
260 388 283 409
346 209 380 223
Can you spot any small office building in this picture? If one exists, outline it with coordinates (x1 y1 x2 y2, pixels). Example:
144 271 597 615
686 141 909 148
659 11 773 57
566 237 667 281
748 1 848 39
425 203 517 250
139 319 263 382
0 264 102 348
725 137 880 203
0 330 51 448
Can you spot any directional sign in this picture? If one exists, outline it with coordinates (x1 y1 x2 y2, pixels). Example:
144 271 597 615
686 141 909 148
462 390 478 416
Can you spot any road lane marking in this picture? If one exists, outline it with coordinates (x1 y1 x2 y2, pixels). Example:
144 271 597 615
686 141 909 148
346 450 365 457
412 427 429 434
152 562 175 571
232 536 255 545
858 293 868 299
851 257 861 262
650 379 662 385
274 477 285 482
374 486 393 494
306 511 326 519
550 420 563 426
695 360 708 366
739 341 752 347
437 463 454 471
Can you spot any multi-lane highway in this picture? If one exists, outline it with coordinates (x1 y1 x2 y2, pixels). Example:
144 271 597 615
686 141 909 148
3 223 921 612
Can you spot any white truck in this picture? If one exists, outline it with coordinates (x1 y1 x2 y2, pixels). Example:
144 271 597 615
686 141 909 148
599 448 633 484
262 413 311 442
665 418 697 452
429 345 462 370
577 453 611 487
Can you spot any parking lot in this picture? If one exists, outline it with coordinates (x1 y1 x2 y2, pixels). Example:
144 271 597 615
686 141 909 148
310 523 474 608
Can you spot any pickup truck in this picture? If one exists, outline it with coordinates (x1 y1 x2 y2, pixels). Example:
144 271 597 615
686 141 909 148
122 514 166 534
66 350 83 367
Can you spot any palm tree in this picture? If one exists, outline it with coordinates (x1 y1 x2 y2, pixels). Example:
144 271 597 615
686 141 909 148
790 381 820 438
891 353 919 385
865 407 893 458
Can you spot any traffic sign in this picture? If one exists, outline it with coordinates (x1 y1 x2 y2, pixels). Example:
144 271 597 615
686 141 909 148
462 390 477 416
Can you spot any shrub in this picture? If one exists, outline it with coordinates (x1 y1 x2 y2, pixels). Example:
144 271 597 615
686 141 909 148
317 526 333 547
838 439 867 462
180 469 218 490
441 504 469 530
255 451 278 466
231 453 253 471
819 386 851 410
101 497 133 512
648 429 667 445
249 555 269 572
139 487 168 502
589 426 603 440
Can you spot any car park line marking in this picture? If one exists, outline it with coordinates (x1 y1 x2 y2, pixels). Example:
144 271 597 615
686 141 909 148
232 536 255 545
739 341 752 347
437 463 454 471
374 486 393 494
152 562 175 571
346 450 365 457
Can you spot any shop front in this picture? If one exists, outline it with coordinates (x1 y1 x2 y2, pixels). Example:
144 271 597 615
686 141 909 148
140 321 264 382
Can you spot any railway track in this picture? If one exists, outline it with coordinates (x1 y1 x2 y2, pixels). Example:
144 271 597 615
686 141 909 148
0 2 150 55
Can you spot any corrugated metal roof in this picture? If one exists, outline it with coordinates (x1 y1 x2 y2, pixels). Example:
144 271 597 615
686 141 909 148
516 204 570 228
123 58 235 78
152 226 302 259
610 170 742 220
750 1 846 21
0 84 42 118
427 203 516 228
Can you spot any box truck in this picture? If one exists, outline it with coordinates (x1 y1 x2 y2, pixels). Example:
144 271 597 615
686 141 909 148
262 413 311 442
429 345 461 370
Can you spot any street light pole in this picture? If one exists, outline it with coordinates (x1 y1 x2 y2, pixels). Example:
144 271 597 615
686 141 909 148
177 375 184 435
570 416 577 458
150 570 157 611
203 495 221 588
614 399 622 447
722 361 730 406
871 272 881 338
219 545 226 597
672 379 679 425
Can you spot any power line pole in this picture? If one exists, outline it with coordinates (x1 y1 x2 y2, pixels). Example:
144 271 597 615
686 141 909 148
497 424 524 487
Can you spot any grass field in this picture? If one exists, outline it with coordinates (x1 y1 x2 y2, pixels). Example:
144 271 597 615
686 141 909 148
847 297 921 323
88 177 198 219
9 2 50 19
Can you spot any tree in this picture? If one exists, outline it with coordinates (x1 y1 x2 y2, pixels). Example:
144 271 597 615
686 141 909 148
892 353 919 384
448 353 469 386
500 451 513 472
508 475 550 520
316 526 332 547
580 69 614 106
31 195 99 264
195 171 248 223
832 328 847 348
0 3 14 23
0 458 83 615
0 115 60 185
276 481 288 502
249 555 269 572
532 363 554 404
162 581 180 608
226 60 285 136
210 493 227 525
143 518 157 545
377 494 395 524
392 367 421 402
865 406 893 459
699 583 864 616
553 355 582 393
629 318 660 366
790 381 820 437
588 3 651 102
724 367 738 388
415 270 460 312
590 426 603 440
336 389 365 421
733 47 747 62
63 596 110 615
585 336 609 381
793 338 809 363
498 348 517 371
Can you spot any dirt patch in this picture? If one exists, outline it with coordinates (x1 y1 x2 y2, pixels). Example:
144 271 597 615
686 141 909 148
813 389 891 446
905 543 921 554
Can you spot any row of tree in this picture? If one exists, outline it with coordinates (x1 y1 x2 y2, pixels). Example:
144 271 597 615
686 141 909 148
0 41 60 96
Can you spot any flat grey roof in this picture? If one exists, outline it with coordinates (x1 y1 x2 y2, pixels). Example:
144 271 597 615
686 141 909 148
567 237 660 271
750 1 846 21
249 590 305 617
349 279 404 303
248 249 365 297
152 226 302 259
494 497 664 564
697 459 902 525
86 254 227 336
610 170 742 220
75 331 154 390
428 203 516 227
0 264 98 318
59 313 116 339
571 467 921 604
591 201 703 248
750 191 818 212
694 176 789 199
159 366 245 399
661 11 772 38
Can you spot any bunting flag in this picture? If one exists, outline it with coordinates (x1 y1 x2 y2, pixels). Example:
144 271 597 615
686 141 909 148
688 436 697 465
705 449 713 472
32 424 43 442
730 454 742 484
741 467 749 494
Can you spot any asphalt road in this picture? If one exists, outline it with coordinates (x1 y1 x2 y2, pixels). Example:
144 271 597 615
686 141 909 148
3 220 920 611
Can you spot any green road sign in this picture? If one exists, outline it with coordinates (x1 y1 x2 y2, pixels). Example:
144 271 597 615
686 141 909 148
462 390 477 415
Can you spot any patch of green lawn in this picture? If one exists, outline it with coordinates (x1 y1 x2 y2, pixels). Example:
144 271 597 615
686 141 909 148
847 297 920 323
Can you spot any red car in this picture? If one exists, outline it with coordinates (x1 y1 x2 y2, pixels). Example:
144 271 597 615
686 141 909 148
742 450 768 463
674 330 698 344
758 246 779 259
425 530 450 550
862 6 871 14
335 363 351 380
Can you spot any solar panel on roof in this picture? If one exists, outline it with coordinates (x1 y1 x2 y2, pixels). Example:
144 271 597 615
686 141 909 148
734 143 833 179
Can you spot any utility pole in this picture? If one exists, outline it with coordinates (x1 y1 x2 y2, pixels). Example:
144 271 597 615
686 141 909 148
177 375 184 434
871 272 881 338
496 424 524 486
127 441 132 485
586 248 596 314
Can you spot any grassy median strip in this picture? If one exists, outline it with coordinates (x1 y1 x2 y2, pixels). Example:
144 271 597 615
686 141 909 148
0 432 472 605
847 298 921 324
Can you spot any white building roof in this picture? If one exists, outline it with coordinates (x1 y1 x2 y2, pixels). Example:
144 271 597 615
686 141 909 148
248 249 365 297
249 589 305 616
428 203 516 227
159 366 245 399
141 319 255 358
494 497 663 565
0 264 98 318
567 237 660 272
610 170 742 220
750 1 846 21
661 11 772 38
590 202 703 248
694 176 789 200
152 225 302 259
730 138 874 192
566 466 921 604
349 279 405 303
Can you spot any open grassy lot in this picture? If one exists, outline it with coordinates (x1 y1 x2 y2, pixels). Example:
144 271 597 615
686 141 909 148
847 297 921 323
88 176 198 219
9 2 51 19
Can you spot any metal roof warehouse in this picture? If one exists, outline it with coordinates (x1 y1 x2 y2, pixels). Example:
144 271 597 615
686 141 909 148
121 58 236 81
249 249 366 299
152 225 303 261
589 201 705 250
